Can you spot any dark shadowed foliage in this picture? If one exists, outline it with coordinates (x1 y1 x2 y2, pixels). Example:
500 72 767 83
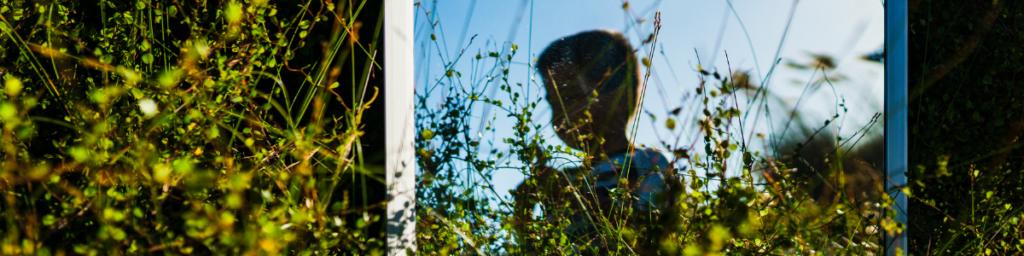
908 0 1024 254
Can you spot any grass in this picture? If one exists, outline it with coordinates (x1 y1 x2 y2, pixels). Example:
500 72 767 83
0 0 386 254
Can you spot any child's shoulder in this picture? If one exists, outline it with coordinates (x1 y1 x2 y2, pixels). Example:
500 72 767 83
601 147 671 172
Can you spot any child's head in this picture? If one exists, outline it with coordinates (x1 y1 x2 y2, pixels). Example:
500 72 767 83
536 30 640 155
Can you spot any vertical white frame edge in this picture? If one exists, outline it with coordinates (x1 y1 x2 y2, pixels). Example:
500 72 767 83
385 0 416 255
885 0 909 255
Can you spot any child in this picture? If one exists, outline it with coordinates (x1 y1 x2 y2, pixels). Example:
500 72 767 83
513 30 677 252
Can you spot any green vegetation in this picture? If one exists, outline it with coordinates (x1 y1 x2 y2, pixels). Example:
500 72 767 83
414 3 896 255
909 0 1024 254
0 0 386 254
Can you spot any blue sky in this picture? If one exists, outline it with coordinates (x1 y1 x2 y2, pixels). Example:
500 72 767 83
414 0 885 205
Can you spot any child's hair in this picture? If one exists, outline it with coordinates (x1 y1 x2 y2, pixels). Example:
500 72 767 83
535 30 641 153
536 30 639 100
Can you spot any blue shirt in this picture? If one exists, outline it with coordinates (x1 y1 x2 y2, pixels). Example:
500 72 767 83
588 148 672 211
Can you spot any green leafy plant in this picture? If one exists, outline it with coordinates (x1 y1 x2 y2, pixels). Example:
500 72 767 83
908 0 1024 254
0 0 385 254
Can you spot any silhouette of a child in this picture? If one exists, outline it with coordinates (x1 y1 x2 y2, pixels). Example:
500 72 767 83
536 29 671 211
512 30 675 251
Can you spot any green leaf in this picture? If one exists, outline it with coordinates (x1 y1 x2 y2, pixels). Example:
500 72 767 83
4 77 22 96
43 215 56 226
173 158 194 176
117 66 142 84
153 164 171 182
673 148 688 159
158 69 181 88
69 147 90 163
225 2 243 23
208 127 220 138
0 102 16 120
110 227 127 240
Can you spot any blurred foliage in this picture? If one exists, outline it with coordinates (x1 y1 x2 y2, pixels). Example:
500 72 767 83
909 0 1024 254
0 0 386 255
414 3 894 255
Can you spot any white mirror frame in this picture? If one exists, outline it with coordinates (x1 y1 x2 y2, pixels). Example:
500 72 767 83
386 0 416 255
